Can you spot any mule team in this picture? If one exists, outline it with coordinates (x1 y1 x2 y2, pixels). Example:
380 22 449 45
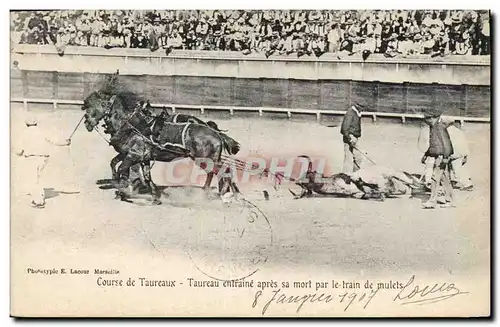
81 84 241 205
14 72 472 208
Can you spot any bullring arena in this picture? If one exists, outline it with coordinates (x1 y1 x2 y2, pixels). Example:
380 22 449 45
10 103 490 316
10 17 491 315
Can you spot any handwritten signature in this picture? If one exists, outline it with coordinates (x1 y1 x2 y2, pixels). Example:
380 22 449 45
393 275 469 305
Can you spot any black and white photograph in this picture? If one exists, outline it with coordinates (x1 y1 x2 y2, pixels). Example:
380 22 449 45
9 8 491 317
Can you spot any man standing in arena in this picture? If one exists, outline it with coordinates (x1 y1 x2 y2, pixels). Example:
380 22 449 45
422 117 473 191
340 101 364 173
421 111 455 209
12 111 77 208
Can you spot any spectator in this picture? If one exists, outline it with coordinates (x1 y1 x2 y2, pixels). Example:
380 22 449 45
384 33 399 57
130 31 148 49
480 14 490 55
422 33 435 54
166 30 183 50
310 34 327 57
339 35 355 55
74 31 86 46
455 26 470 55
448 21 460 54
327 23 341 54
468 11 481 55
430 31 447 57
263 31 280 57
408 19 420 36
278 31 294 55
10 9 489 58
56 27 69 46
429 12 444 36
292 32 306 56
397 32 413 57
411 33 424 54
421 12 433 34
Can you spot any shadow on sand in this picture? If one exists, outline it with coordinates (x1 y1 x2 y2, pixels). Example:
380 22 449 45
94 177 222 207
43 187 80 200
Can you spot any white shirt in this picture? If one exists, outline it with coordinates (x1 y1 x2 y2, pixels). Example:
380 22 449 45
13 123 67 157
482 21 490 37
362 37 376 52
447 125 469 157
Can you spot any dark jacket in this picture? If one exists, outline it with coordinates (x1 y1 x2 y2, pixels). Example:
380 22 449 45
340 106 361 143
425 119 454 158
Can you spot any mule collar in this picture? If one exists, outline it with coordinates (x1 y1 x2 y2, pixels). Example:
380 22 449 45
103 95 117 117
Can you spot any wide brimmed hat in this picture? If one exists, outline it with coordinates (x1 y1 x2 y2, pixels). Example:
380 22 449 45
233 32 243 40
423 110 442 118
354 100 368 109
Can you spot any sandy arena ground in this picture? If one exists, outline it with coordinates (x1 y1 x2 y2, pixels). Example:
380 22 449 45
10 105 490 317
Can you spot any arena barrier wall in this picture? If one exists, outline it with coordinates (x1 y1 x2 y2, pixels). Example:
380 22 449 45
10 45 491 121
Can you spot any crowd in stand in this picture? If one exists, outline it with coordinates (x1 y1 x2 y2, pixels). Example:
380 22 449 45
11 10 490 58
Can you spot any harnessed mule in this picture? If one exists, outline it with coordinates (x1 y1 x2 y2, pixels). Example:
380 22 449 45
83 91 241 204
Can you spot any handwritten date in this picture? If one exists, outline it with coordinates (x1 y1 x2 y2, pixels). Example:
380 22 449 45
252 288 380 315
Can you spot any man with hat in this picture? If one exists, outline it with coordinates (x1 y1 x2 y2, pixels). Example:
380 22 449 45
339 35 355 55
278 30 294 55
12 111 75 208
327 23 341 54
421 116 473 192
480 13 490 55
398 32 413 57
263 30 280 57
340 101 365 173
420 110 455 209
412 33 424 54
166 29 183 50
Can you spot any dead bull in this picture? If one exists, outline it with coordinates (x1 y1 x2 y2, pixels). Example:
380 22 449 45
290 156 422 201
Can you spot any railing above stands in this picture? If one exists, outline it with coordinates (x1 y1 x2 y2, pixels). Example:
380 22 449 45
11 44 491 66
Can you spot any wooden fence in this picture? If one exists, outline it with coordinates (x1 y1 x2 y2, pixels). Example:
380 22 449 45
10 70 491 120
